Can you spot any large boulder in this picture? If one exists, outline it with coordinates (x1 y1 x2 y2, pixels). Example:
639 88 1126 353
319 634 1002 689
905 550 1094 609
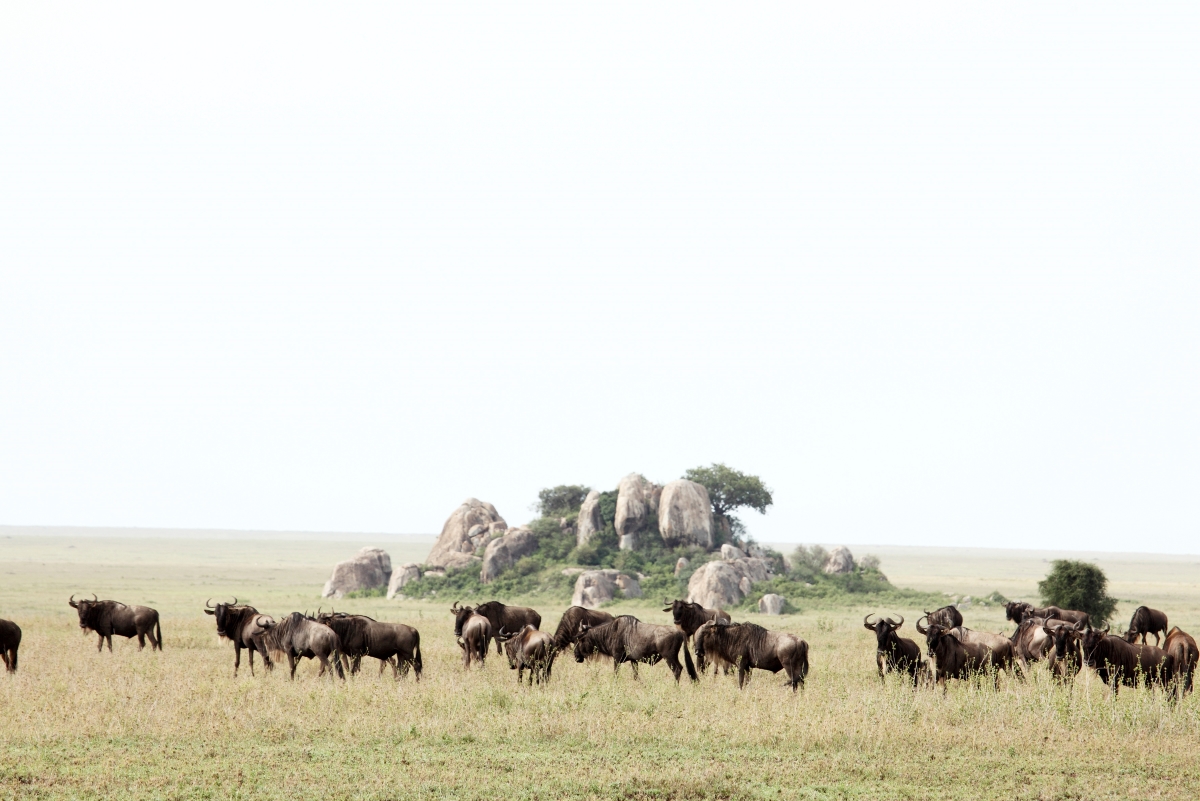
576 490 603 547
615 474 659 551
322 547 392 599
658 480 713 548
758 594 785 615
386 563 422 599
480 526 539 583
823 546 855 574
687 561 744 608
572 569 642 609
425 498 507 570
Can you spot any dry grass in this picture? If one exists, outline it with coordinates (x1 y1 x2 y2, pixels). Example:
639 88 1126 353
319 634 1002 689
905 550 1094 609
3 536 1200 800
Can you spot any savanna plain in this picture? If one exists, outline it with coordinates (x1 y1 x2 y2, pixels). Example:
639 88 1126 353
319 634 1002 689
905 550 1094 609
2 531 1200 800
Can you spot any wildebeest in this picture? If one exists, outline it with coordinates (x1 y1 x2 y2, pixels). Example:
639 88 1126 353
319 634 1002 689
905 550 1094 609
69 594 161 652
497 624 556 685
573 616 697 683
1162 627 1198 696
1005 601 1089 627
1044 620 1086 682
0 618 20 673
918 620 1012 690
316 612 422 681
255 612 344 680
921 605 963 630
1080 624 1174 693
551 606 614 650
863 614 921 685
663 599 732 640
469 601 542 655
695 620 808 691
1123 606 1169 647
204 598 273 676
1010 617 1071 673
451 603 492 669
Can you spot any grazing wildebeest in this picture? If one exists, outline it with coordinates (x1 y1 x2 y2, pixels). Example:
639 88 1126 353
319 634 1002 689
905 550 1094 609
1010 617 1070 673
1005 602 1088 627
316 612 422 681
573 616 697 683
863 614 922 685
69 594 161 652
1080 625 1174 694
1123 606 1169 647
204 598 273 676
663 599 731 640
255 612 344 680
469 601 542 655
921 605 963 630
695 620 808 691
497 624 556 685
918 620 1011 690
0 618 20 673
551 607 614 650
451 604 492 669
1044 620 1085 682
1162 627 1198 696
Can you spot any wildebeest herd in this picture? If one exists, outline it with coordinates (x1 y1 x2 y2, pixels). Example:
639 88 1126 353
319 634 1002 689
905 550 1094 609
0 596 1193 700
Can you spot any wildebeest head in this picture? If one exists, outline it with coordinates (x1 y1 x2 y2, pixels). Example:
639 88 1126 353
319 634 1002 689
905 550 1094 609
916 619 958 658
1005 601 1032 623
863 614 905 650
451 602 476 636
69 594 103 631
1080 623 1111 667
203 597 241 636
1047 619 1085 661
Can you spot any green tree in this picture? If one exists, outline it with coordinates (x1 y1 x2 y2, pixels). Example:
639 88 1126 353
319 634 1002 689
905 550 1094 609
534 485 592 518
1037 560 1118 625
683 463 773 537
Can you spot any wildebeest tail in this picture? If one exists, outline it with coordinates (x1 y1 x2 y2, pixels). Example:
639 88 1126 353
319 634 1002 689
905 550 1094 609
683 641 698 682
413 636 423 681
7 647 16 673
798 641 810 686
156 617 163 651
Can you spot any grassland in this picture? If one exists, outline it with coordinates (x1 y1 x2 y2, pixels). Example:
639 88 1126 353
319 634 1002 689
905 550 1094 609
2 532 1200 800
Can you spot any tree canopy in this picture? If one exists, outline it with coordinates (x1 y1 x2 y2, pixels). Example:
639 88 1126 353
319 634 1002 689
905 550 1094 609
1037 559 1118 624
534 485 592 518
683 463 772 536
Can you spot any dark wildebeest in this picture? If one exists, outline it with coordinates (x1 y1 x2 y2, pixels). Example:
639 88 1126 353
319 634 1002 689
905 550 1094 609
663 599 732 640
0 618 20 673
1123 606 1169 647
451 604 492 669
918 620 1011 690
551 607 614 650
316 612 423 681
1044 620 1086 682
695 620 808 691
921 605 964 630
1005 601 1089 627
255 612 344 680
1162 627 1198 696
497 624 556 685
69 594 161 652
469 601 542 655
1011 617 1071 673
863 614 921 685
1080 624 1174 694
204 598 273 676
573 616 697 683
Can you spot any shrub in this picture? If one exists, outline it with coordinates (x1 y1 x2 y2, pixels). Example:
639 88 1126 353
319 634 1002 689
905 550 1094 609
535 485 592 518
1037 560 1118 624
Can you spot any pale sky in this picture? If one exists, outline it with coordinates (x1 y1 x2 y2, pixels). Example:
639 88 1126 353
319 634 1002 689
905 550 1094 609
1 5 1197 553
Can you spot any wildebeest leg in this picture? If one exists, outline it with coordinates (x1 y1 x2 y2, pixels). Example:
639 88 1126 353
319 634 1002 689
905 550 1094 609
234 644 242 677
137 632 146 650
737 663 751 689
288 653 298 680
495 635 503 656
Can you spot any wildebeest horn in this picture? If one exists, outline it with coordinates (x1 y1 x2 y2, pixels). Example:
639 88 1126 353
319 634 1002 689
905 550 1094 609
69 594 78 607
915 616 928 635
451 601 460 612
890 615 904 629
1101 623 1110 634
91 593 98 602
863 614 877 630
205 598 215 609
230 597 237 606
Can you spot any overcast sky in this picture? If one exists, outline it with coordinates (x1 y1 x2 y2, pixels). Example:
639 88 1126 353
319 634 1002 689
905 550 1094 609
1 5 1197 553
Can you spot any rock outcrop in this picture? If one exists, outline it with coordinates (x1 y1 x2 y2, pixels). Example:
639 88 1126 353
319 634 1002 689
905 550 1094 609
572 569 642 609
686 552 776 608
674 557 690 577
480 526 538 583
386 563 422 599
823 546 855 574
615 474 659 551
576 490 603 547
322 547 392 599
758 594 785 615
658 480 713 548
425 498 507 570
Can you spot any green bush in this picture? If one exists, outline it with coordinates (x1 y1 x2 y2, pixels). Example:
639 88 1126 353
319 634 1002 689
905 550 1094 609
535 485 592 518
1038 560 1118 625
